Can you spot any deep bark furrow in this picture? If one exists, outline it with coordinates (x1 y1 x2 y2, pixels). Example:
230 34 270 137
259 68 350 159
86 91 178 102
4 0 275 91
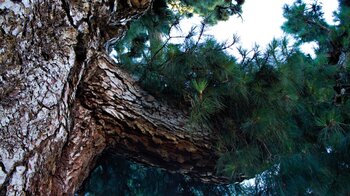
60 0 78 28
52 100 107 194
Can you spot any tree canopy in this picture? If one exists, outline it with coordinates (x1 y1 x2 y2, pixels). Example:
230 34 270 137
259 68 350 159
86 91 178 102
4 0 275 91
82 0 350 195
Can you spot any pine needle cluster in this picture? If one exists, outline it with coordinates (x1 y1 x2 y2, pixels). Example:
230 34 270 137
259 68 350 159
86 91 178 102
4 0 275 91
112 0 350 194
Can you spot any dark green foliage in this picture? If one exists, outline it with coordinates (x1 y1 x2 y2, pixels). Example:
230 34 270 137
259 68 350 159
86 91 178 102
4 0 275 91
79 153 238 196
282 0 350 65
115 7 242 123
85 0 350 195
282 0 330 43
181 0 242 24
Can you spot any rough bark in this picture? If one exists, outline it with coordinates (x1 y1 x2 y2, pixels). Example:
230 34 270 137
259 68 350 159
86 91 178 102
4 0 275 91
0 0 228 195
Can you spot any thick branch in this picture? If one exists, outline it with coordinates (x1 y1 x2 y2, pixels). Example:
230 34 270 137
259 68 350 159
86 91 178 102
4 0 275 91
77 55 230 183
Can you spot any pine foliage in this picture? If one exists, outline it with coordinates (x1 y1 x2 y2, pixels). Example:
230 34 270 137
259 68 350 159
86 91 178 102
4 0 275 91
108 0 350 194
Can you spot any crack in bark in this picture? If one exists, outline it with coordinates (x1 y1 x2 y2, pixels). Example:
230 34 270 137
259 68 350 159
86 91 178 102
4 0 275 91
60 0 78 28
74 33 88 64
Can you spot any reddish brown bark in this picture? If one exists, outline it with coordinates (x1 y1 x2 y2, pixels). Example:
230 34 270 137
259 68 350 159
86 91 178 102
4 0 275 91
77 55 228 182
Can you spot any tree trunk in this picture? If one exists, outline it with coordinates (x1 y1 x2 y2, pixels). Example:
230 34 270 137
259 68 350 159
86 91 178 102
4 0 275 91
0 0 228 195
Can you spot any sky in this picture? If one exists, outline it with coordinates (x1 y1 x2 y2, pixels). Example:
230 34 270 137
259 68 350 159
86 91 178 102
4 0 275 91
174 0 339 58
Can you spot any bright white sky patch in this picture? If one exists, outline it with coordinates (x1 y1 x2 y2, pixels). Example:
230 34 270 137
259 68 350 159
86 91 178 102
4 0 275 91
173 0 339 58
207 0 295 49
300 41 319 58
209 0 339 49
